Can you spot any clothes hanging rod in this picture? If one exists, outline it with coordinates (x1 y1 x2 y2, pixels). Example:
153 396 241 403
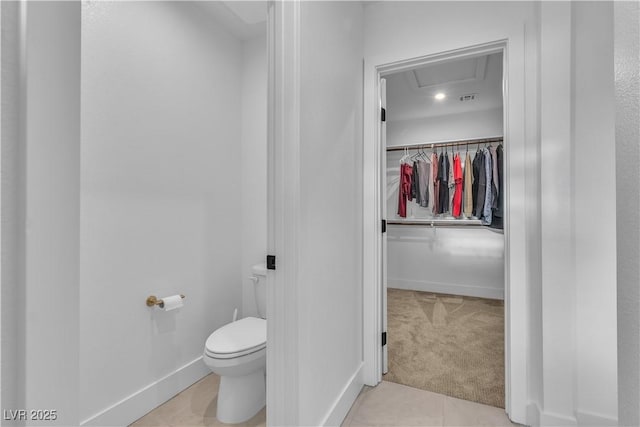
386 136 503 152
387 219 484 227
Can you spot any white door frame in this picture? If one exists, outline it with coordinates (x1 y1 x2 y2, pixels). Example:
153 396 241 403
362 39 529 425
379 77 388 376
265 1 301 426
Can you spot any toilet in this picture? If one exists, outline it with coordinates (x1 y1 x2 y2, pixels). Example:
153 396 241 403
203 263 267 424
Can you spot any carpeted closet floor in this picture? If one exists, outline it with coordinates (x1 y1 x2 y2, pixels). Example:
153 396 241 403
384 288 505 408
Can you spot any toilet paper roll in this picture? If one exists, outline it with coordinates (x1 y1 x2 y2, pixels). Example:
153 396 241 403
161 295 183 311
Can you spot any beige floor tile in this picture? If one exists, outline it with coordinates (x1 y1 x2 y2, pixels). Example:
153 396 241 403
346 381 444 426
173 375 221 419
443 396 515 427
129 410 172 427
171 399 265 427
341 386 373 426
129 391 190 426
128 374 265 427
131 372 516 427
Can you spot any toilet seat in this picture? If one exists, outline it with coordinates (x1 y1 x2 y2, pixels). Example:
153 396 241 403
205 317 266 360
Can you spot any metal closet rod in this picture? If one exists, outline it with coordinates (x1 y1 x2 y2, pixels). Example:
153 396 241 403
387 219 483 227
386 136 504 152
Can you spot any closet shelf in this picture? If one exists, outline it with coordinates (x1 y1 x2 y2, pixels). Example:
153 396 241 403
386 136 503 152
388 219 483 227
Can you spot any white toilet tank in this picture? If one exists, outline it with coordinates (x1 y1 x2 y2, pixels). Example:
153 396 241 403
251 263 267 319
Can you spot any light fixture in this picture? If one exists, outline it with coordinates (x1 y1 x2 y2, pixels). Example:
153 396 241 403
434 92 446 101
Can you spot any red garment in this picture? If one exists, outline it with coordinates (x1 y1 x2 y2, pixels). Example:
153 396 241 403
452 154 463 217
397 163 413 218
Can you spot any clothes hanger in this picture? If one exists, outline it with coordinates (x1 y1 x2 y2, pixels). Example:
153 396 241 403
419 146 428 161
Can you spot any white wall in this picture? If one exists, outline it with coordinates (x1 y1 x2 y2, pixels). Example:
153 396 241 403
538 3 576 422
23 2 81 425
240 34 267 319
79 3 245 424
614 2 640 425
297 2 364 425
538 3 618 424
572 3 618 423
387 108 503 147
387 226 504 299
1 1 25 422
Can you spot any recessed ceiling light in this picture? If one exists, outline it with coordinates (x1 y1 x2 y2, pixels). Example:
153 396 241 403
434 93 446 100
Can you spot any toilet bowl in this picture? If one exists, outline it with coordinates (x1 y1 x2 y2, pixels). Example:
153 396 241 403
203 264 267 424
203 317 266 423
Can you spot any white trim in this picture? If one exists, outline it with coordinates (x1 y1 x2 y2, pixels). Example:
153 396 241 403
380 77 388 376
319 363 364 427
525 403 618 427
362 58 383 387
0 0 3 410
363 37 530 426
575 409 618 426
527 402 542 427
539 410 577 426
376 44 504 76
266 1 300 426
80 356 209 427
388 280 504 300
532 408 619 427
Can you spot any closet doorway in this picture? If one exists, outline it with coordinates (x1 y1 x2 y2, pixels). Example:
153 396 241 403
379 45 507 409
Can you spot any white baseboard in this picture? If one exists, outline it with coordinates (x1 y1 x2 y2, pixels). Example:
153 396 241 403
525 402 617 427
388 278 504 300
575 409 618 426
80 356 210 426
527 402 541 426
320 363 364 427
538 409 577 426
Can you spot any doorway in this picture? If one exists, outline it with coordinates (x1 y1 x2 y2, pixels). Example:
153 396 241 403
363 40 529 422
381 50 506 408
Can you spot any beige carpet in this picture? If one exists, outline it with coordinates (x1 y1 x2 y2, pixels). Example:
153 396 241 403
384 288 505 408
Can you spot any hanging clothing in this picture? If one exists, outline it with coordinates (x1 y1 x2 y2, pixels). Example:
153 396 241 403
490 146 499 209
473 149 485 218
411 161 419 203
482 147 493 225
452 153 463 217
448 153 455 213
417 159 430 208
426 155 434 210
397 162 413 218
438 153 450 214
432 153 439 215
490 144 504 229
463 151 473 218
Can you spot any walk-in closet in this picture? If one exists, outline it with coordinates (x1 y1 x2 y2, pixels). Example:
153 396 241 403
382 51 506 408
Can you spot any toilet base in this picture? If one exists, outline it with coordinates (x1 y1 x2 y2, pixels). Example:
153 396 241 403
216 369 265 424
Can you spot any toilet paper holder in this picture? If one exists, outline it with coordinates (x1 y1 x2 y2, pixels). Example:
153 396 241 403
146 294 185 308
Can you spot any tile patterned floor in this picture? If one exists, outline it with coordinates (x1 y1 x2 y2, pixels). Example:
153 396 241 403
131 374 517 427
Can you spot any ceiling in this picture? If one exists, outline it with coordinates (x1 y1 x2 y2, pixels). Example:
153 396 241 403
385 52 503 122
194 1 266 41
